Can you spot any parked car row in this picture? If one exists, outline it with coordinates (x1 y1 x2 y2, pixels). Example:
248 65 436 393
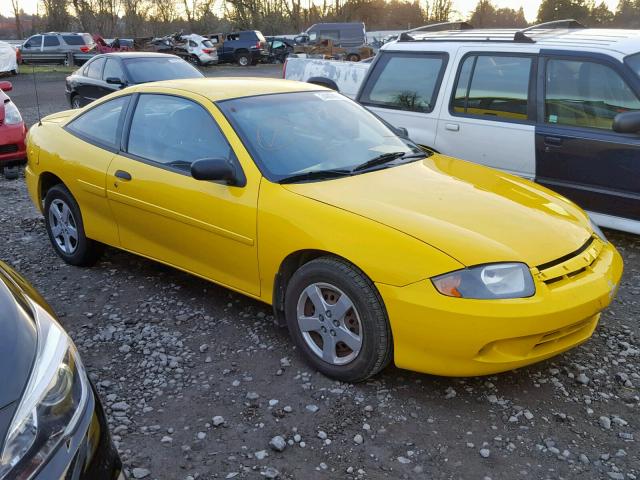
285 20 640 235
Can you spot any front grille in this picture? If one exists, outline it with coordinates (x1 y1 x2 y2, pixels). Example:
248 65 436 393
535 236 602 286
0 144 19 154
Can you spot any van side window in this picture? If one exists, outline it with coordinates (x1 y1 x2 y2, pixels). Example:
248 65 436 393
360 52 447 113
545 58 640 130
452 55 532 121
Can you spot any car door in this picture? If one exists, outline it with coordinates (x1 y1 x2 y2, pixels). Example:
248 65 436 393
22 35 42 62
59 96 129 247
101 58 126 98
105 91 262 296
357 51 450 150
43 35 61 53
434 51 538 179
77 57 106 104
535 52 640 227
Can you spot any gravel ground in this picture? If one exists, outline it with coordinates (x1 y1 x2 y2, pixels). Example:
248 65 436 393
1 67 638 480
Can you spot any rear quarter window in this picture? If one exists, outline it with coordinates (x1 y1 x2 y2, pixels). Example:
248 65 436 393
359 52 448 113
62 35 86 46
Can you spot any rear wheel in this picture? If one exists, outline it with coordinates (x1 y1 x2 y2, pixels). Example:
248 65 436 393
285 257 392 382
189 54 201 66
44 184 102 266
346 54 360 62
236 52 250 66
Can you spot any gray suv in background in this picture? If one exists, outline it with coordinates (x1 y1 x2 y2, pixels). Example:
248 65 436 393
20 32 95 64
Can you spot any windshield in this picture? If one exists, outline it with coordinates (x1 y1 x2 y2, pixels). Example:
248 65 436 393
627 53 640 77
123 57 203 83
218 91 424 182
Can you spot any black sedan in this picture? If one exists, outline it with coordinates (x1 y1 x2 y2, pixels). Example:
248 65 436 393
0 260 124 480
65 52 203 108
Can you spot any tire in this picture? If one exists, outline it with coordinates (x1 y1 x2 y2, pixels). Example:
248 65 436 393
236 52 250 66
285 256 392 382
3 166 19 180
44 184 102 266
71 95 82 109
346 54 360 62
189 54 201 66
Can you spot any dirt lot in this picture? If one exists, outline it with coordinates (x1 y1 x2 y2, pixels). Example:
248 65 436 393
1 66 639 480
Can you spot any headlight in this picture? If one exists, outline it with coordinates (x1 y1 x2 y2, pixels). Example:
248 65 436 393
590 219 607 243
432 262 535 299
0 300 88 479
3 101 23 125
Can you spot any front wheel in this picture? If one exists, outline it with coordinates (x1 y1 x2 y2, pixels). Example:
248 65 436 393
71 95 82 109
44 184 102 266
285 257 392 382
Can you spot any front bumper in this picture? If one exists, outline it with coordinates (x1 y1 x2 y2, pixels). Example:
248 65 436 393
378 241 623 376
0 122 27 166
31 382 124 480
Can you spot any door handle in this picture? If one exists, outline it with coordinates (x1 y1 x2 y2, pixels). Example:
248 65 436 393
115 170 132 181
445 123 460 132
544 136 563 147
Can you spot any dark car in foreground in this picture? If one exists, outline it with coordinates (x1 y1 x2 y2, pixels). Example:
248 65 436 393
65 52 204 108
0 260 124 480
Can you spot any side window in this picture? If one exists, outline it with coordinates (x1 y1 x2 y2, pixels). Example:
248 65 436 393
545 58 640 130
189 40 197 47
452 55 532 121
24 36 42 48
66 96 128 148
127 95 232 172
319 30 340 41
86 57 105 79
44 35 60 47
360 53 447 113
103 59 124 81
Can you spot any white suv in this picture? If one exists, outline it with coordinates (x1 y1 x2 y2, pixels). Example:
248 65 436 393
285 21 640 234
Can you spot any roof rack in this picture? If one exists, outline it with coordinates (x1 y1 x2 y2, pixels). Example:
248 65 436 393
398 18 587 44
399 21 473 41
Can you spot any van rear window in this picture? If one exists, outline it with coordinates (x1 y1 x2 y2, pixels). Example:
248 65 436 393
627 53 640 76
62 35 86 45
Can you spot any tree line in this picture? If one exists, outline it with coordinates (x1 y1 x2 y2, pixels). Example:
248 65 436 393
2 0 640 40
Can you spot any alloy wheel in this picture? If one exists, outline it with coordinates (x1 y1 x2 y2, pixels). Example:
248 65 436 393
296 282 363 365
48 199 79 254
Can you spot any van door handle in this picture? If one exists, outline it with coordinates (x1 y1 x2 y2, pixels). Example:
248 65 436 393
115 170 132 181
544 136 563 147
445 123 460 132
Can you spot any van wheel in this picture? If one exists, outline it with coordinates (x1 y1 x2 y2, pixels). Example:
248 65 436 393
236 52 250 66
71 95 82 109
44 184 102 266
346 54 360 62
285 257 393 383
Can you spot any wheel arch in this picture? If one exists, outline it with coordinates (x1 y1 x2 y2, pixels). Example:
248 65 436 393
39 171 66 206
307 77 339 91
272 249 361 327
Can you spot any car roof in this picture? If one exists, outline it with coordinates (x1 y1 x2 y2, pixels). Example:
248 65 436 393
387 28 640 57
137 77 324 101
98 52 181 59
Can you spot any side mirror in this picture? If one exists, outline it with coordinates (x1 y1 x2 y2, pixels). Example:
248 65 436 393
106 77 125 85
613 111 640 134
0 81 12 92
394 126 409 139
191 158 243 186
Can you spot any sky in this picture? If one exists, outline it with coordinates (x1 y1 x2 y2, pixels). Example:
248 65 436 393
0 0 621 22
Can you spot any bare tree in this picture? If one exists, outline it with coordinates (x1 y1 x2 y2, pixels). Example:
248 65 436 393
11 0 23 38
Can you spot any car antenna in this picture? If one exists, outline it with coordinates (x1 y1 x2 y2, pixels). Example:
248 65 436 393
32 64 42 126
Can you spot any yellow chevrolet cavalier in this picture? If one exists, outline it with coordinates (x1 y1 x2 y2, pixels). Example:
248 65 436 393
25 78 623 382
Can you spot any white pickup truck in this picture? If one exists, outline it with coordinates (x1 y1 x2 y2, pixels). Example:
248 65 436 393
283 21 640 235
284 57 371 99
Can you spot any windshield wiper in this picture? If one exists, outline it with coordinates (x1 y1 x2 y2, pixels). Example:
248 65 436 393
351 151 426 173
278 169 352 184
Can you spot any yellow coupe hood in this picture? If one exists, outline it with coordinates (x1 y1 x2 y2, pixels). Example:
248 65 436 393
283 155 592 267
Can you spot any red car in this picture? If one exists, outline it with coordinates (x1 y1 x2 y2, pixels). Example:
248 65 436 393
0 80 27 178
